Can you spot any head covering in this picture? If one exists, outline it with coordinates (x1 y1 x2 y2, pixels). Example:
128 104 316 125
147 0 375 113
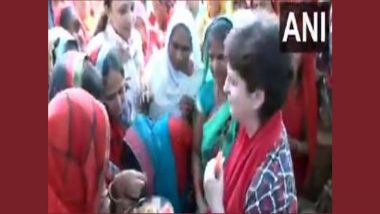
206 0 229 18
201 16 233 82
48 51 87 101
49 26 79 61
144 6 204 120
198 0 232 45
165 6 202 70
48 88 110 213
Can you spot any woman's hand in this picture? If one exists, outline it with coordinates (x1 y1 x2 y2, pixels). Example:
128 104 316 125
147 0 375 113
203 152 225 213
136 79 153 115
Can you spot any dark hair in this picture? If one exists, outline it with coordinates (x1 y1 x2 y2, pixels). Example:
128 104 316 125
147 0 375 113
60 6 80 33
225 13 293 122
207 18 233 46
81 61 104 100
59 7 73 30
100 48 125 82
202 17 232 64
94 0 112 36
48 56 103 101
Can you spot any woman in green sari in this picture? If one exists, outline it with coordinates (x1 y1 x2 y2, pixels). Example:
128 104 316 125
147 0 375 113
192 16 237 212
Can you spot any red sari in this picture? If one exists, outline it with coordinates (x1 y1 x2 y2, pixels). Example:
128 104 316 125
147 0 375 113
109 119 126 169
283 54 318 191
224 112 283 213
168 117 193 194
48 88 110 213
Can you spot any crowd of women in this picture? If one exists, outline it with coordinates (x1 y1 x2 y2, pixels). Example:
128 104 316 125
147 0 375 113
48 0 332 213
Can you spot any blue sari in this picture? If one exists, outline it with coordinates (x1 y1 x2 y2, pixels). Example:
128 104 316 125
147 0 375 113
129 113 186 213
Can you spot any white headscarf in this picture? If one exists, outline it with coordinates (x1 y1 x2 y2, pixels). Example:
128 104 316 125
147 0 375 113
145 6 203 120
48 26 77 61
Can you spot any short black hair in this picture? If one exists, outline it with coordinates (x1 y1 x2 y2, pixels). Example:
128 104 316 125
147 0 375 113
48 55 103 101
225 12 293 122
59 6 79 33
81 61 104 100
100 48 125 81
207 17 233 46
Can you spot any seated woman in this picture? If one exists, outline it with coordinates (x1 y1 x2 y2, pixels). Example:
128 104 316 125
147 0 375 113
192 16 238 212
48 88 148 213
48 51 103 101
203 10 297 213
143 6 203 121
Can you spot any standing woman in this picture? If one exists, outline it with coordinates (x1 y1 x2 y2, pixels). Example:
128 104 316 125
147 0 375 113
54 5 87 51
198 0 232 47
148 0 175 48
134 0 161 65
192 16 237 213
143 6 203 121
88 0 144 124
203 11 298 213
283 53 318 194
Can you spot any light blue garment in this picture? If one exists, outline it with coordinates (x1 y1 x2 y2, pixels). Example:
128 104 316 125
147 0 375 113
132 114 182 212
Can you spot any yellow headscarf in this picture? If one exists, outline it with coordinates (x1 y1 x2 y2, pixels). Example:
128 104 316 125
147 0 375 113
198 0 233 46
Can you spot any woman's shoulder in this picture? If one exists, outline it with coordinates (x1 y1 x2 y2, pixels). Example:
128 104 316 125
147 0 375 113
86 33 106 53
244 127 298 213
195 80 214 115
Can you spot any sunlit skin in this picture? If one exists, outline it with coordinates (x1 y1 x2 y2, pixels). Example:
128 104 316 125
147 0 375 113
168 25 193 75
103 70 125 120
